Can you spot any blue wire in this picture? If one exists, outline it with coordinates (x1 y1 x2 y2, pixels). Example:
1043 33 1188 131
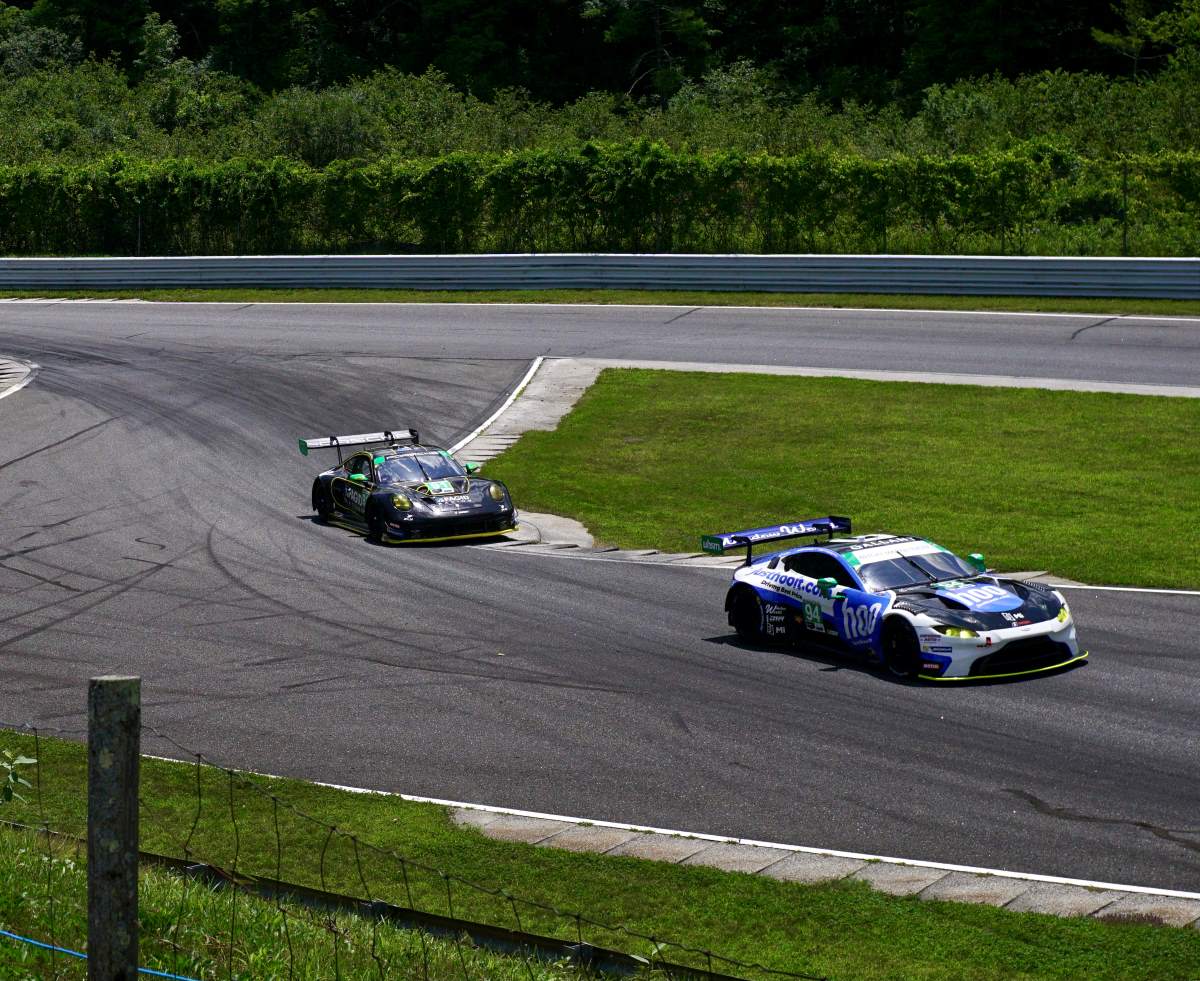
0 926 203 980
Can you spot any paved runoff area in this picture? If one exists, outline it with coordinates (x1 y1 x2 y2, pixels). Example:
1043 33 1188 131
452 806 1200 927
453 355 1200 925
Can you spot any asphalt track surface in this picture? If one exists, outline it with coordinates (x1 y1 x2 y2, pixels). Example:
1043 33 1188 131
1 302 1198 892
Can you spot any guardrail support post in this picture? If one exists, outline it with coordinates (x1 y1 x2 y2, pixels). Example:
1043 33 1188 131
88 675 140 981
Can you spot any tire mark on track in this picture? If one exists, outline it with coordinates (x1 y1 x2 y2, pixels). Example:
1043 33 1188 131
1006 789 1200 856
0 418 116 473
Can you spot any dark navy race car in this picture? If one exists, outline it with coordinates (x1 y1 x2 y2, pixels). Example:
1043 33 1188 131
703 516 1085 681
301 428 518 544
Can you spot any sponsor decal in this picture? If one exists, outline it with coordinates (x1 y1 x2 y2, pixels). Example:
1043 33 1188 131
937 582 1022 613
759 571 823 597
842 536 918 552
842 600 883 640
919 633 940 643
439 494 472 504
929 646 953 653
763 602 789 637
339 484 368 511
922 661 943 671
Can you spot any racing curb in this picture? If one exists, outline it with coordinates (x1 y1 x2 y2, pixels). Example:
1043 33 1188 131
0 358 36 401
442 803 1200 928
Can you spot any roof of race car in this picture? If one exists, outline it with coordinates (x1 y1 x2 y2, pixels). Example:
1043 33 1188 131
362 444 446 458
799 534 947 565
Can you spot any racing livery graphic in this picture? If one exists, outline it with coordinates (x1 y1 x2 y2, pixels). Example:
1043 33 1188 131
300 428 518 544
704 516 1086 681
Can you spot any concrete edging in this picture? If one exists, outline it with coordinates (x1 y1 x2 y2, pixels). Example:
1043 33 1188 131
445 803 1200 927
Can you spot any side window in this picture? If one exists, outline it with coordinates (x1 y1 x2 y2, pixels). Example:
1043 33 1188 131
783 552 824 578
814 554 858 588
346 456 372 480
785 551 857 587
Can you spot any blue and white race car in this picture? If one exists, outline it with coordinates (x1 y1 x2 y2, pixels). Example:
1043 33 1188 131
703 516 1086 681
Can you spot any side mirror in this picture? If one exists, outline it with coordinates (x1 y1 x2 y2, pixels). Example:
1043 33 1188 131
349 473 367 482
817 577 838 599
464 461 481 474
967 552 986 573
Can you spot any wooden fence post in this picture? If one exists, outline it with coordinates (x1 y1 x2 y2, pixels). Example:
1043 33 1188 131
88 676 140 981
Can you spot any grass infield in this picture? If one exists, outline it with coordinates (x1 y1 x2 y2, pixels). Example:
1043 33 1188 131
1 732 1198 981
483 370 1200 589
1 287 1198 316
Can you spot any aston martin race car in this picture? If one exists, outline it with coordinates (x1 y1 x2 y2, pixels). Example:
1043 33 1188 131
703 516 1086 681
300 428 518 544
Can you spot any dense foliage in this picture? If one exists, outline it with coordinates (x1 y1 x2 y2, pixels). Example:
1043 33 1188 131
0 57 1199 170
2 144 1196 256
0 0 1196 255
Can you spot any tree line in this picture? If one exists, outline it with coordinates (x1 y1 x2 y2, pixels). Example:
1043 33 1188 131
0 0 1197 105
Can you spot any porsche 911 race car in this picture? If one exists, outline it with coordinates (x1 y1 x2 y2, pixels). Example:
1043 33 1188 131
300 428 518 544
703 516 1086 681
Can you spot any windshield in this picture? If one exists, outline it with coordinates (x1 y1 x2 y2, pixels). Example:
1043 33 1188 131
858 550 980 591
376 453 465 484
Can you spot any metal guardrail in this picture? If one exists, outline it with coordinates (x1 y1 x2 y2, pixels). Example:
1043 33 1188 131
1 254 1197 298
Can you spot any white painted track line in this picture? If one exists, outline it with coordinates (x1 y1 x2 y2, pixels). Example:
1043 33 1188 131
449 356 544 454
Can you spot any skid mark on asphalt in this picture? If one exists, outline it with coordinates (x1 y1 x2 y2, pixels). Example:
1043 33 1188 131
0 555 185 653
1069 315 1124 341
0 418 117 473
1006 789 1200 855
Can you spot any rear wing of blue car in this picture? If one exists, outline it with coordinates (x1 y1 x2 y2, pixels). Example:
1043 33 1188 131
298 429 418 463
701 516 852 565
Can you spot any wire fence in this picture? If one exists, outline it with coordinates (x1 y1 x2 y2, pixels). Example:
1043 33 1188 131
0 702 828 981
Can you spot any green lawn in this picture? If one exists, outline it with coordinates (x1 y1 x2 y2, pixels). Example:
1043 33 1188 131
1 731 1199 981
0 824 600 981
1 287 1198 316
483 370 1200 588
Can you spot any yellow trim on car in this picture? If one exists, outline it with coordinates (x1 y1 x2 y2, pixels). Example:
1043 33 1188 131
326 517 367 536
381 524 519 545
920 651 1089 682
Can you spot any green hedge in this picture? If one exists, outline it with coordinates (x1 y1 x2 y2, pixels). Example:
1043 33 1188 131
1 142 1197 256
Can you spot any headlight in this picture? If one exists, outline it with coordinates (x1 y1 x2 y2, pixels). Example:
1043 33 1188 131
487 483 505 502
1056 602 1070 623
391 493 412 510
933 625 978 638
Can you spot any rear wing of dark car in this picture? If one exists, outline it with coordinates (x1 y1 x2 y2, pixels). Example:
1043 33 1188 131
298 429 418 463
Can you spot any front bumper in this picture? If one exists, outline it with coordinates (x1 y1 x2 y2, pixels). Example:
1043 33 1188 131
383 512 518 543
917 618 1084 680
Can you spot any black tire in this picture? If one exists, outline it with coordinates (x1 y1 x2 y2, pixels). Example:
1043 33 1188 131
312 480 334 523
728 587 765 643
365 505 386 544
881 618 921 680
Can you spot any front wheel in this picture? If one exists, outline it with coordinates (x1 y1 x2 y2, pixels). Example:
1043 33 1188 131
728 587 765 643
365 505 387 544
881 619 921 680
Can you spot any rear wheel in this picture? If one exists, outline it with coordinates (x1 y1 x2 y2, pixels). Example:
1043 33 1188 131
728 587 765 643
882 619 921 680
312 480 334 523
